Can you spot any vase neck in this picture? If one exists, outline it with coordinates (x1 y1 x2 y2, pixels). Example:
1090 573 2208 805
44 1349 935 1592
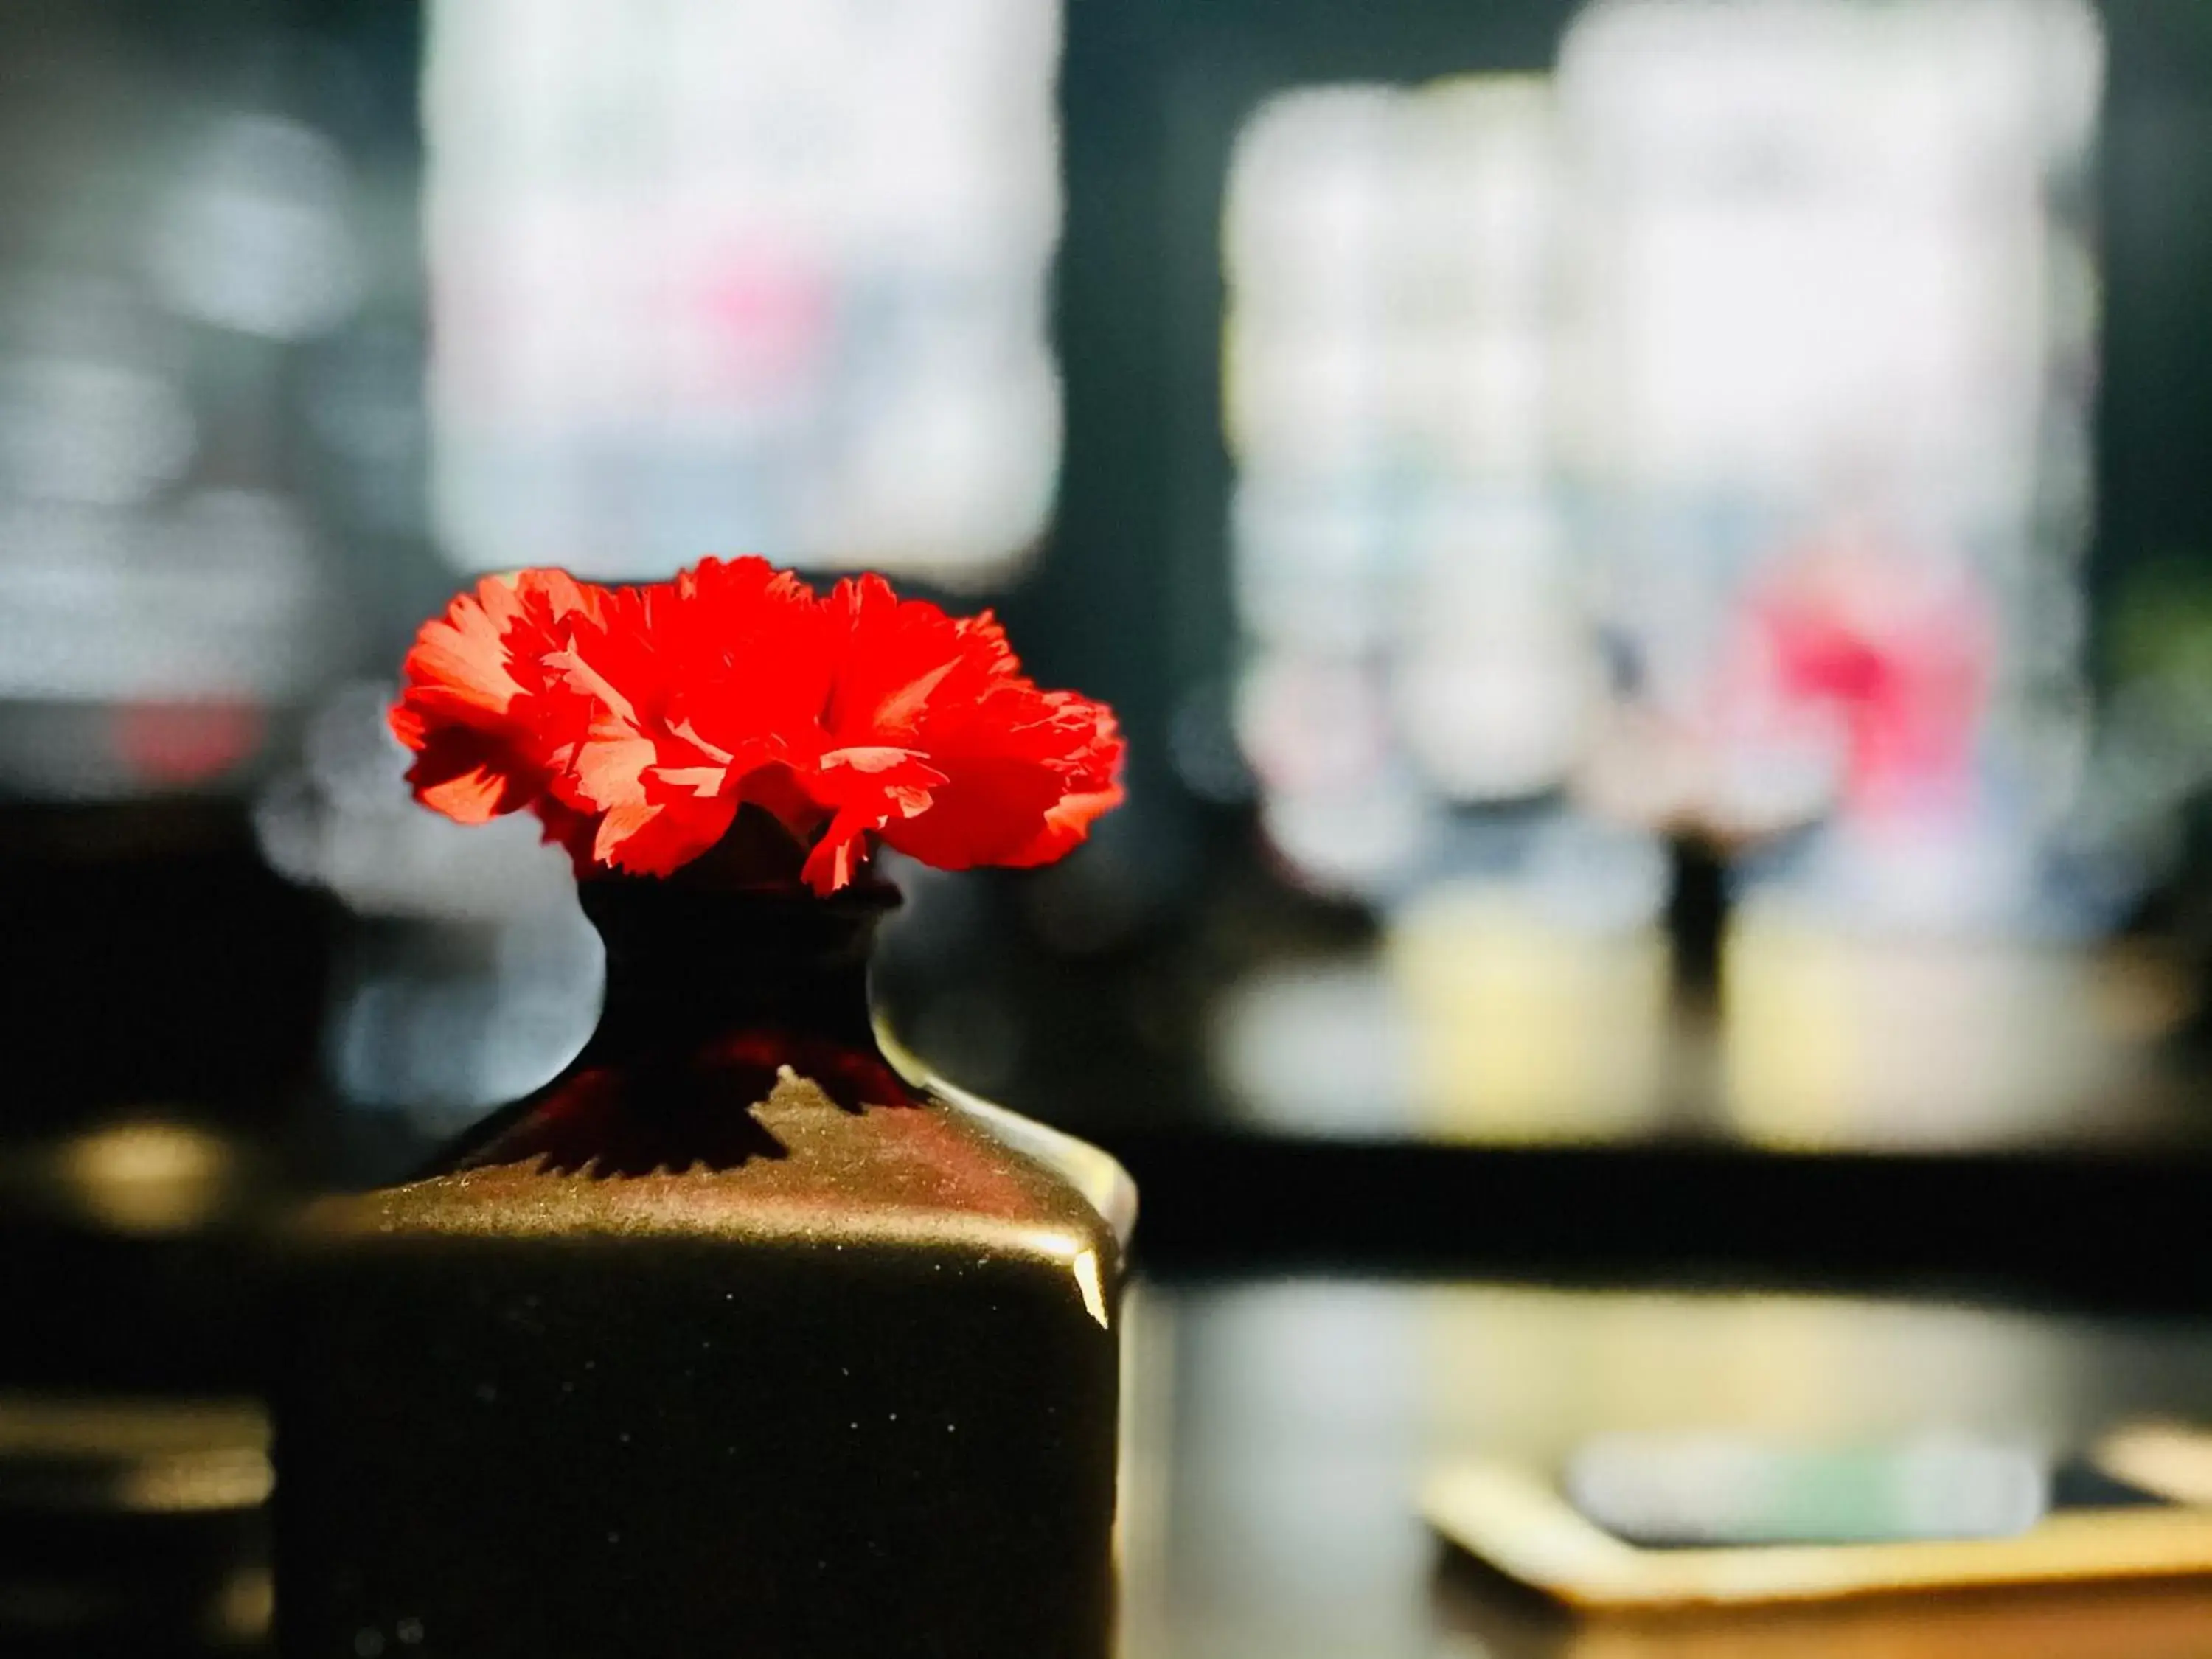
576 878 892 1062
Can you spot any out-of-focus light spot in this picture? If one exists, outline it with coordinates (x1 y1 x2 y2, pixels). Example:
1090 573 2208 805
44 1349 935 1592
212 1568 275 1647
1393 637 1590 802
0 358 195 506
423 0 1063 586
0 488 324 703
58 1119 233 1236
0 1394 271 1517
0 703 270 801
1580 702 1845 844
1262 785 1436 900
1213 821 1675 1140
111 700 264 786
118 1446 275 1514
258 688 605 1128
254 680 577 922
1213 959 1416 1136
1719 911 2152 1149
1237 655 1392 797
324 904 603 1123
1386 886 1671 1141
147 114 361 340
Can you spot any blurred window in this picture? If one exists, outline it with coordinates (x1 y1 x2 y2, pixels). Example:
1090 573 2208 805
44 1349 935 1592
1222 0 2102 936
1567 0 2103 936
1212 0 2115 1145
424 0 1064 588
1225 77 1585 897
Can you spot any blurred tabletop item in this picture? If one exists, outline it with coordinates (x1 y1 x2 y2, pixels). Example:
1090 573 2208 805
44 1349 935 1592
1115 1279 2212 1659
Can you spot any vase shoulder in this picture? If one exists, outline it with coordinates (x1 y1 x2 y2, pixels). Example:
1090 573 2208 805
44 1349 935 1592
316 1073 1125 1295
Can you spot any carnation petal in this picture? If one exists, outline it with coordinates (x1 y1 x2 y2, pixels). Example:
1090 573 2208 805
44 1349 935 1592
417 761 519 824
394 557 1124 885
1004 779 1127 866
400 608 524 722
566 731 661 809
403 723 538 822
593 796 739 876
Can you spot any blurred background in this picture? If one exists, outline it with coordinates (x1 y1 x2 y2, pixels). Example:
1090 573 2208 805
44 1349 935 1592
12 0 2212 1652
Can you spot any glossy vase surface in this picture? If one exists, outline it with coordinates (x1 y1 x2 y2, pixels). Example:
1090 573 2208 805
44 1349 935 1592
274 874 1132 1659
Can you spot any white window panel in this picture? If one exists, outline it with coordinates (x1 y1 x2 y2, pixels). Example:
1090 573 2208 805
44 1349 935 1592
425 0 1062 586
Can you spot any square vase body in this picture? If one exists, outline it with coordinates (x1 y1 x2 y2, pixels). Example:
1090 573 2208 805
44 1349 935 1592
276 1074 1125 1659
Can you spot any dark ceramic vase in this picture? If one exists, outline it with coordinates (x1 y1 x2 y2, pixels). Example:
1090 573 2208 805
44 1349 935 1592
274 866 1133 1659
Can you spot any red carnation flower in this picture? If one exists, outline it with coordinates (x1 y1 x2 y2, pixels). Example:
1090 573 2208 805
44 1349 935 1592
390 558 1124 894
387 568 613 866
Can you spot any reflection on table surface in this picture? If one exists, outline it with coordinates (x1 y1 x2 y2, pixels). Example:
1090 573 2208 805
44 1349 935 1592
1118 1279 2212 1658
